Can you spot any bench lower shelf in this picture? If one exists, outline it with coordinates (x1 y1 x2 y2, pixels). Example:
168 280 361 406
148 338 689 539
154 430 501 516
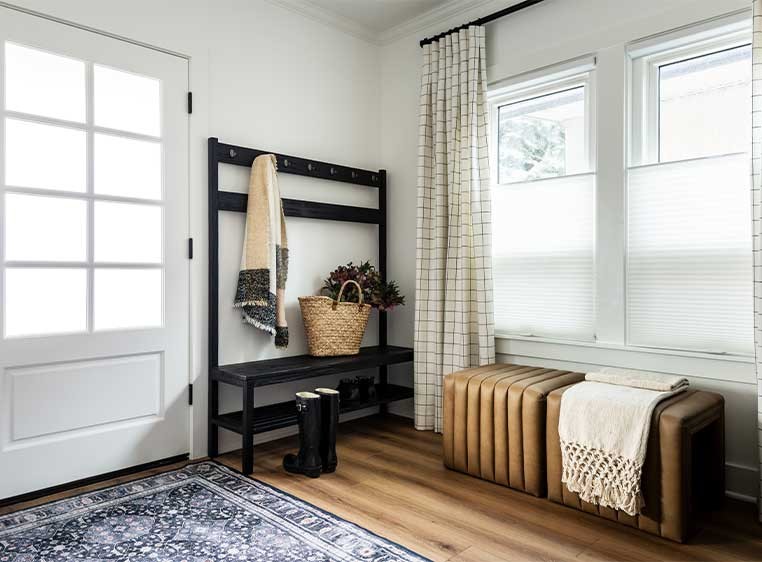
211 383 413 435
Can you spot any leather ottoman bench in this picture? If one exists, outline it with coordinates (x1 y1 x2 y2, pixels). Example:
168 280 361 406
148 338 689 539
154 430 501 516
443 364 585 496
546 386 725 542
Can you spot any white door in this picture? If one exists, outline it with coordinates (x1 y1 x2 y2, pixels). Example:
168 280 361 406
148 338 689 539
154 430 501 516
0 8 190 499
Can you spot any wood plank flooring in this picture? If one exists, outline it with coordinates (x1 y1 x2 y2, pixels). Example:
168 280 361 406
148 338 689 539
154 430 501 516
2 414 761 561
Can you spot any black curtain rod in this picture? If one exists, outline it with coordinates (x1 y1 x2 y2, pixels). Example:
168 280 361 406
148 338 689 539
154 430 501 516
419 0 546 47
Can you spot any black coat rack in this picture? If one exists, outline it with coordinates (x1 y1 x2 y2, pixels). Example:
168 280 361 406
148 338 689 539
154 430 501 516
207 137 414 474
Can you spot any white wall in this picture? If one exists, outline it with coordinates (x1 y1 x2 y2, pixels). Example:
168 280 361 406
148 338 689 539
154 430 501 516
6 0 757 499
379 0 757 498
3 0 389 456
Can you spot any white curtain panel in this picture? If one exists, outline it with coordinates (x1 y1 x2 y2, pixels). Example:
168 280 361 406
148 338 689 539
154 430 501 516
753 0 762 520
414 26 495 432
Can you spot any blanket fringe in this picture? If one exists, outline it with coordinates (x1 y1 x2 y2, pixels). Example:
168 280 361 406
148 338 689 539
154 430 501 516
233 300 270 308
560 439 642 516
241 315 276 336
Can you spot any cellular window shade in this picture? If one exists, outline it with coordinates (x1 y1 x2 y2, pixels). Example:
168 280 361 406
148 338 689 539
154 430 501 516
492 173 595 340
627 153 753 354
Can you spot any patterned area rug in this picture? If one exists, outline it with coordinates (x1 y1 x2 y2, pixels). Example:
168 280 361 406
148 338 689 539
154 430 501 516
0 461 429 562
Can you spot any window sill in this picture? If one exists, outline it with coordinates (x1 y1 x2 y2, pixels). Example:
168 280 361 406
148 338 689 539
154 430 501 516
495 334 755 385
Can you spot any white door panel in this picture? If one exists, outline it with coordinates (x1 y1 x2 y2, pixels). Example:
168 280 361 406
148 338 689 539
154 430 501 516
0 7 190 498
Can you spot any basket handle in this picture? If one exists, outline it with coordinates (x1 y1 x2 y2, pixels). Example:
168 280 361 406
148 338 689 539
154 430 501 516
336 280 364 305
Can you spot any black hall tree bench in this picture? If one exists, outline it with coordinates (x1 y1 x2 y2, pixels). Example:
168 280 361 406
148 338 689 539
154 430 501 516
207 137 414 474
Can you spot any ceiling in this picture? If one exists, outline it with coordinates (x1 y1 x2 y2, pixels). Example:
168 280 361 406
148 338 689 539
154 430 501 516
305 0 449 34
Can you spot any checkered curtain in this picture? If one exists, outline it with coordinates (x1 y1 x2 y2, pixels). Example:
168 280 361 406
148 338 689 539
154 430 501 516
414 26 495 432
754 0 762 521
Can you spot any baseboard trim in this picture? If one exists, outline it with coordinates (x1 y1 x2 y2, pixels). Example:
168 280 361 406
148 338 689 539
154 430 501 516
0 453 189 508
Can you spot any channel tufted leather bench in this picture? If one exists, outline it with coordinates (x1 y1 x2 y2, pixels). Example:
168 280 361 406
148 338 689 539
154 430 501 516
443 364 585 496
546 386 725 542
443 363 726 543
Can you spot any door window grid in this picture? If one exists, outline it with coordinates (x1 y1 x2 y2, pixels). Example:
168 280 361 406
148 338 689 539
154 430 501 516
1 41 164 337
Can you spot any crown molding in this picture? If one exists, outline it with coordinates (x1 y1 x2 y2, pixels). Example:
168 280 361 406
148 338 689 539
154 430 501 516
264 0 381 45
378 0 496 45
264 0 516 47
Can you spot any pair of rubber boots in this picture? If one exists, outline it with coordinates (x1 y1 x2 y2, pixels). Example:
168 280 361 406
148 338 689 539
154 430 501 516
283 388 339 478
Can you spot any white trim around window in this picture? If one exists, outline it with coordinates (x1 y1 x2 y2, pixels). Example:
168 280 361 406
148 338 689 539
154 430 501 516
488 60 598 342
628 11 751 166
491 9 756 373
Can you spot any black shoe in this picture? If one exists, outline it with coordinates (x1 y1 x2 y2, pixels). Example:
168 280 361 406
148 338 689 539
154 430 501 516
283 392 322 478
357 376 377 402
337 378 361 403
315 388 339 473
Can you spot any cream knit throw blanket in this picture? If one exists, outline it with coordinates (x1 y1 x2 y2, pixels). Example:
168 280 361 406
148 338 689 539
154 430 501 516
234 154 289 348
559 369 688 515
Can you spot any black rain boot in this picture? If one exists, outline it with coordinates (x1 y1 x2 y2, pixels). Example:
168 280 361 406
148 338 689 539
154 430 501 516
315 388 339 473
283 392 322 478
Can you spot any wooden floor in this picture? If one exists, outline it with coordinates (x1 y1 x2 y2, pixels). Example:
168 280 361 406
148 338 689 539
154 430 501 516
2 415 761 561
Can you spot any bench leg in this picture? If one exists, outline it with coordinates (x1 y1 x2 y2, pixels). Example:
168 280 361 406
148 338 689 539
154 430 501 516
208 379 219 458
700 413 725 510
379 365 388 415
241 381 254 474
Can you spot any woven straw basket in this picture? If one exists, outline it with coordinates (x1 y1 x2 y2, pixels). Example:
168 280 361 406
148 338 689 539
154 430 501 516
299 280 371 357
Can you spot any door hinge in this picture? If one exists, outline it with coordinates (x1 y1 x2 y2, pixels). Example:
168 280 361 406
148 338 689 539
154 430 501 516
187 91 193 114
188 237 194 259
188 383 193 406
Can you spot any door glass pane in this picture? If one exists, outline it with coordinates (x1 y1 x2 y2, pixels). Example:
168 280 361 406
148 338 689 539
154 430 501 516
94 65 160 137
5 194 86 262
5 118 86 191
94 134 161 200
94 268 162 330
659 45 751 162
94 201 161 264
5 268 87 337
4 42 86 123
498 86 587 184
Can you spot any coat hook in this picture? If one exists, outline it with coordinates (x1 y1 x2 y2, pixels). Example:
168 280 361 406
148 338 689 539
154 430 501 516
308 163 316 172
351 171 358 179
229 148 237 158
330 167 337 176
372 175 378 182
283 159 290 168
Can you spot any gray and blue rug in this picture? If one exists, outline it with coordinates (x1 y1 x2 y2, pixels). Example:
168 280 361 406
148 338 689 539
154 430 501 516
0 461 429 562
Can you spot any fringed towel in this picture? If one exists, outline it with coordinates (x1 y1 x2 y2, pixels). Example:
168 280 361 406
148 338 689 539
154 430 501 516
558 369 688 515
234 154 289 348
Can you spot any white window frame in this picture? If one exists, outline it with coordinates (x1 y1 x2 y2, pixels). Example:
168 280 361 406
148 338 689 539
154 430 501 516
0 41 166 339
628 13 751 166
488 60 598 341
623 13 753 357
490 9 756 371
489 62 597 186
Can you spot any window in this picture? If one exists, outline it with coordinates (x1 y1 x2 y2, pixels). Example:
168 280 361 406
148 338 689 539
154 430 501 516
490 65 596 341
627 22 753 354
2 42 164 337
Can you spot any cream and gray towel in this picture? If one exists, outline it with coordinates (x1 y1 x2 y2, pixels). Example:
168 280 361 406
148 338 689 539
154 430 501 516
234 154 289 348
559 369 688 515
